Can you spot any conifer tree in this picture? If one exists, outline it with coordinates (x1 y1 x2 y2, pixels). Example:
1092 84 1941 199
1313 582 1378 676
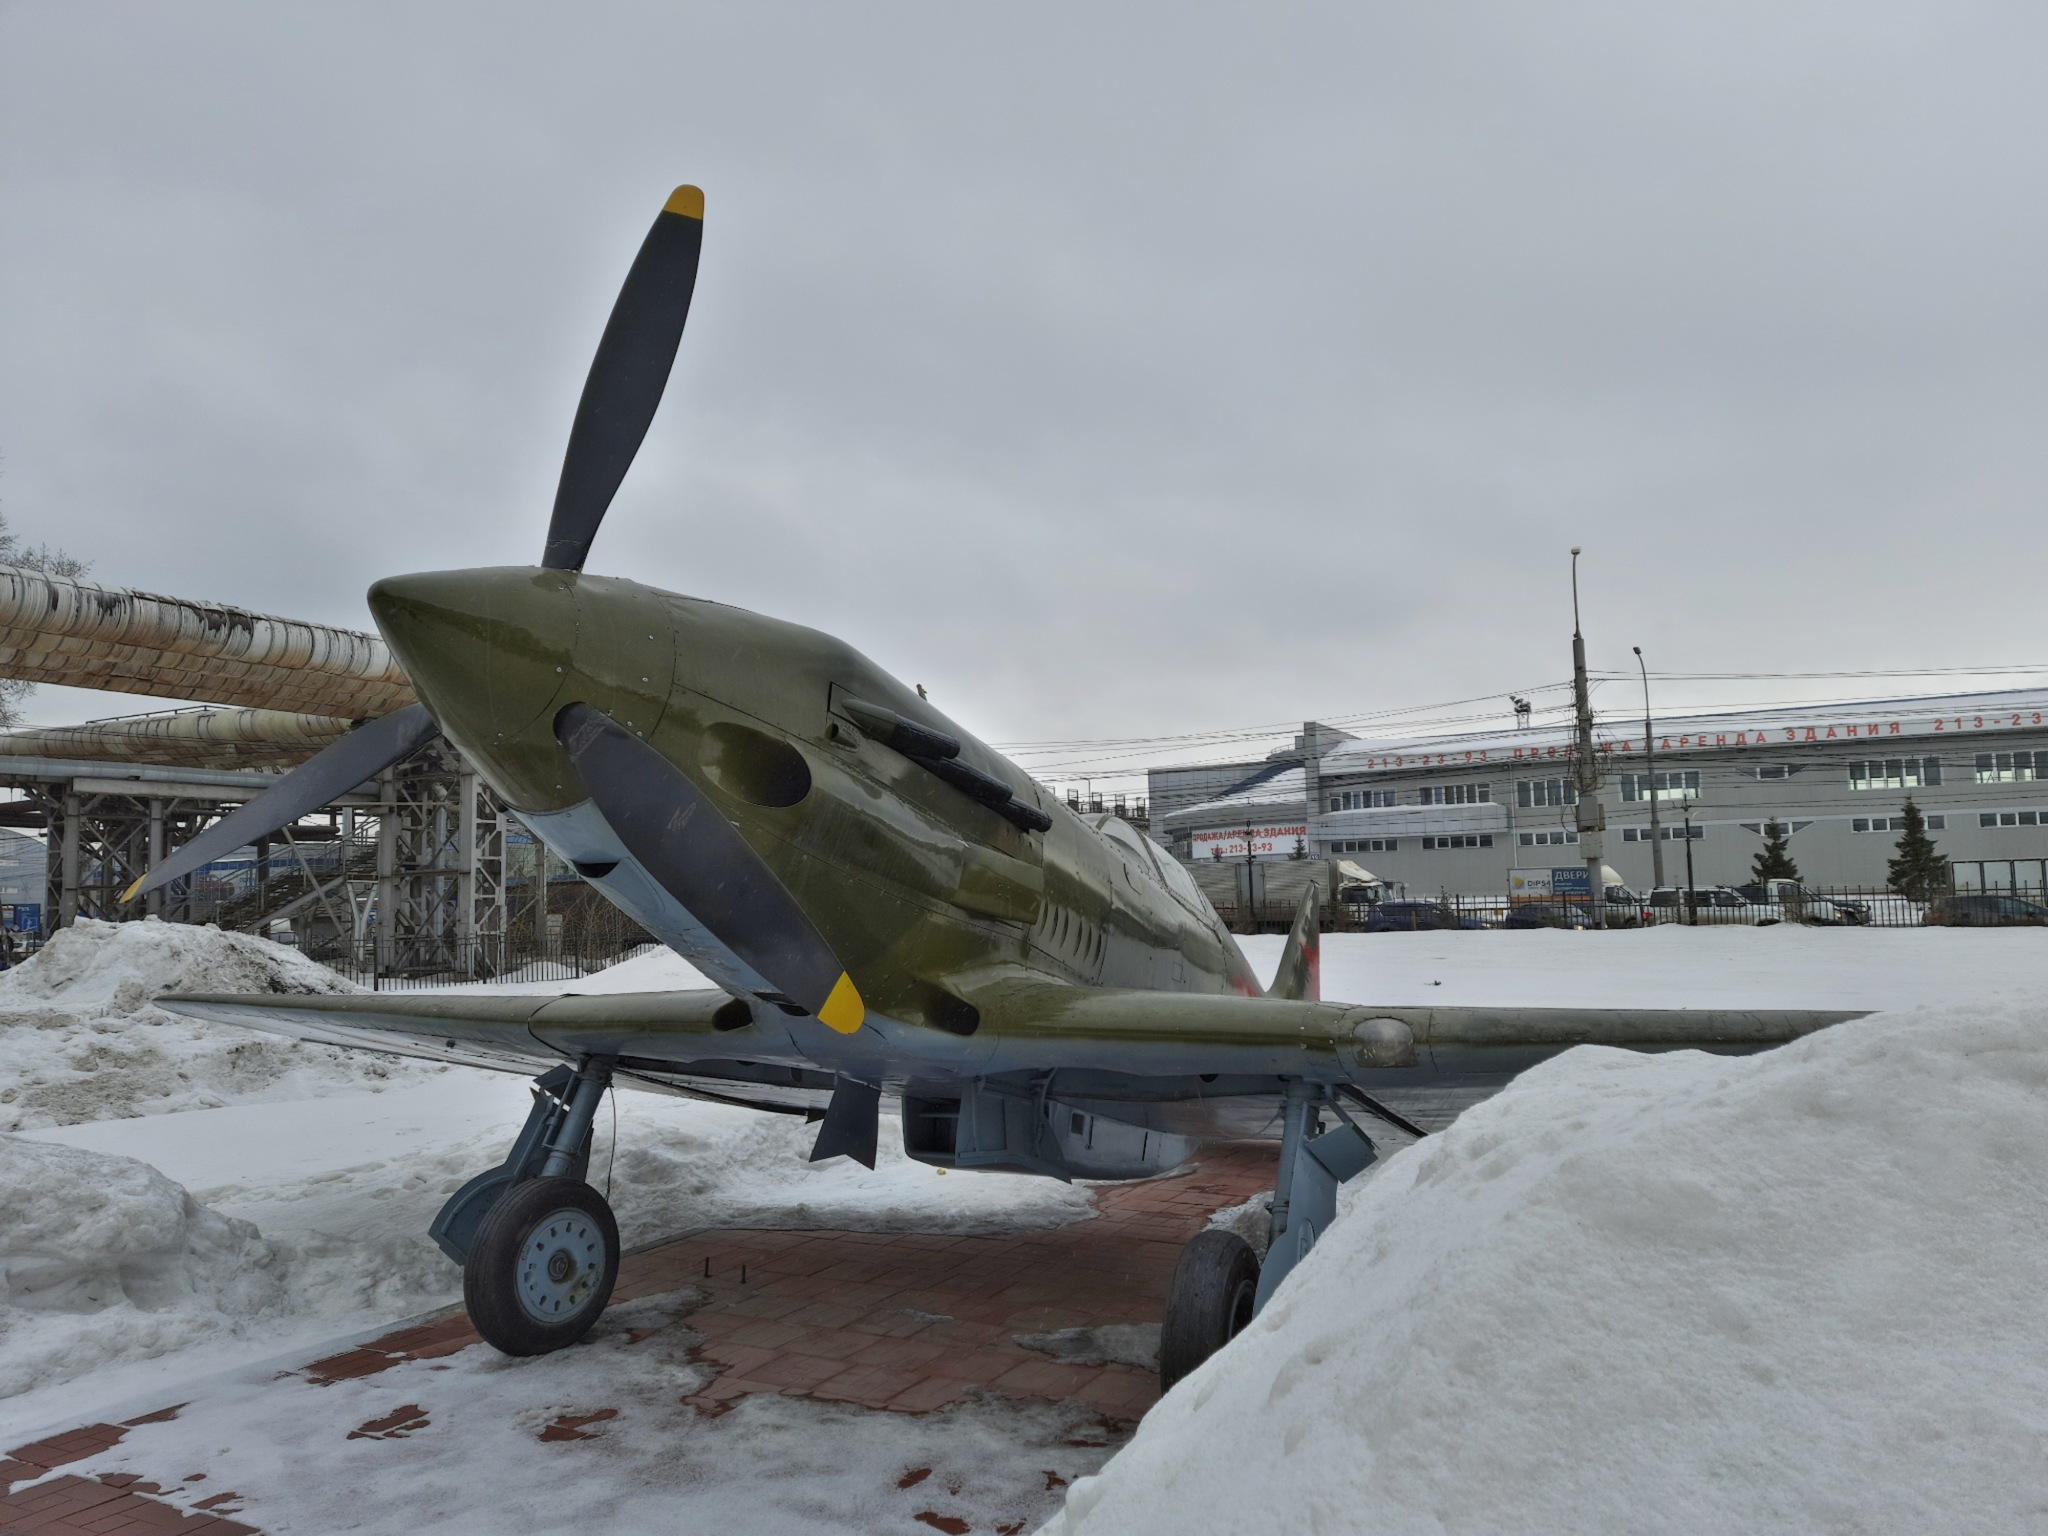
1751 819 1800 883
1886 797 1950 901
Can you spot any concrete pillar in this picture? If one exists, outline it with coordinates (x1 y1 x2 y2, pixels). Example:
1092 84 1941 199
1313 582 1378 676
534 836 550 950
59 791 80 929
1301 720 1325 856
146 798 164 920
458 767 479 973
375 767 397 976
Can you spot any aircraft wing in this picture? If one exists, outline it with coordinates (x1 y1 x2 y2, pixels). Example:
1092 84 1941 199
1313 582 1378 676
961 985 1868 1136
160 983 1868 1130
961 981 1867 1080
157 988 739 1079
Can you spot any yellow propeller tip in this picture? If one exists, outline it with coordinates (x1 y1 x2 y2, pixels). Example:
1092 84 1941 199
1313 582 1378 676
119 879 145 904
663 185 705 220
817 973 864 1034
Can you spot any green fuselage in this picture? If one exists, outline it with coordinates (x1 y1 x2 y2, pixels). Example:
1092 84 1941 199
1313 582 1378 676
369 566 1265 1040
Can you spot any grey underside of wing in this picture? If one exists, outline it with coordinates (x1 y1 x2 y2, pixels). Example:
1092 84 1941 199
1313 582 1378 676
1346 1002 1866 1133
1402 1004 1868 1056
1015 1000 1869 1137
154 989 740 1079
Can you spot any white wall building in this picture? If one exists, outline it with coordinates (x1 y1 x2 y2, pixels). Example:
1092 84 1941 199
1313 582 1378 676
1156 688 2048 895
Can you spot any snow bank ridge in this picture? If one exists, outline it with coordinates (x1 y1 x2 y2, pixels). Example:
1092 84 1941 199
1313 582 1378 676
0 917 357 1015
0 919 428 1133
1044 998 2048 1535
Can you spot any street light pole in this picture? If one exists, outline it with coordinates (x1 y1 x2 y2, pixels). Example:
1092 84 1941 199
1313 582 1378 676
1633 646 1665 889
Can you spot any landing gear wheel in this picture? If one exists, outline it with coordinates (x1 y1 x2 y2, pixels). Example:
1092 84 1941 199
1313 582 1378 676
463 1176 619 1356
1159 1230 1260 1392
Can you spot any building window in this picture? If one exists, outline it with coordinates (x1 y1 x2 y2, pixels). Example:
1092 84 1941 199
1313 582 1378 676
1328 790 1398 811
1741 764 1804 780
1330 837 1399 853
1623 825 1703 841
1975 752 2039 784
1848 758 1941 790
1979 810 2043 827
1421 834 1493 850
1416 783 1489 806
1516 778 1578 809
1738 820 1814 835
1853 815 1946 833
1518 829 1579 847
1618 771 1700 802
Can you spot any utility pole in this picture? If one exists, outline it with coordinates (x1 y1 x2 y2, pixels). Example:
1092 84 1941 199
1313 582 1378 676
1242 812 1260 927
1682 798 1698 925
1633 646 1665 889
1570 549 1605 925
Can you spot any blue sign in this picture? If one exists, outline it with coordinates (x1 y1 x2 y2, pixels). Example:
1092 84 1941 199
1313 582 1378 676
1549 867 1591 896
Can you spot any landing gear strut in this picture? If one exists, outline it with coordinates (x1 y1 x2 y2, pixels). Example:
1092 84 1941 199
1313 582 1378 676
430 1055 620 1356
1157 1081 1377 1392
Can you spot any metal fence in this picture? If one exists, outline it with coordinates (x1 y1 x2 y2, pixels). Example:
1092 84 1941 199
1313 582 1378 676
1213 885 2048 932
300 937 667 990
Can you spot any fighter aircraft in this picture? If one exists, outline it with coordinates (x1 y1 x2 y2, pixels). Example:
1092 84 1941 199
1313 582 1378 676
141 186 1861 1388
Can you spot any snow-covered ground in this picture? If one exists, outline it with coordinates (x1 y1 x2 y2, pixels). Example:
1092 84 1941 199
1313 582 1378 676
0 923 1089 1439
1243 919 2048 1013
5 918 2046 1533
55 1316 1127 1535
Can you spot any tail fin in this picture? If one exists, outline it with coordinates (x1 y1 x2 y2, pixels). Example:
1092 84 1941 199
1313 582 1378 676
1269 884 1322 1002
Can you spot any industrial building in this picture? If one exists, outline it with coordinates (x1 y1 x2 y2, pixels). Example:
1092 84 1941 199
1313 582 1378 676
1154 689 2048 897
0 562 625 977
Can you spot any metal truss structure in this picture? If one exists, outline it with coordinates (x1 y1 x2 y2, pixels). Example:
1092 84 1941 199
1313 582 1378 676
0 744 509 979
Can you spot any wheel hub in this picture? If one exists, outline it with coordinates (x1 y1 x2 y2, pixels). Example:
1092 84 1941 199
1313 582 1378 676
513 1209 607 1324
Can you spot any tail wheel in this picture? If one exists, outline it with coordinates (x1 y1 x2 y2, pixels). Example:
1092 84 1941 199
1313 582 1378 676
1158 1230 1260 1392
464 1176 619 1356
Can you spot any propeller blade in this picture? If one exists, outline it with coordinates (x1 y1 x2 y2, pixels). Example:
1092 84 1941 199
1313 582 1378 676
541 185 706 572
121 703 440 904
554 702 864 1033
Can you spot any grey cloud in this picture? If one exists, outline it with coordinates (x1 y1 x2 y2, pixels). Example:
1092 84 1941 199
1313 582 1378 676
3 1 2044 782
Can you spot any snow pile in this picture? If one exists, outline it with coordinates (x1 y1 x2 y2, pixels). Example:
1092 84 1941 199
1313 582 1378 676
0 918 435 1130
1044 1001 2048 1535
0 1137 286 1400
605 1102 1096 1239
3 1081 1097 1417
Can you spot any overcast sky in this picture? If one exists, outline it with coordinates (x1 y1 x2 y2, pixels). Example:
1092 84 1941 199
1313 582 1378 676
4 2 2046 789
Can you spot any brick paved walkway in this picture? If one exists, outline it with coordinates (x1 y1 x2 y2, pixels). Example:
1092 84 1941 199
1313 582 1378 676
0 1143 1277 1535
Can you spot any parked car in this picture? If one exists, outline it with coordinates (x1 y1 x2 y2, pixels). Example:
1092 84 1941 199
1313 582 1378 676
1824 894 1873 924
1502 902 1596 930
1648 886 1777 924
1364 900 1485 933
1923 894 2048 927
1730 879 1854 926
1600 883 1655 928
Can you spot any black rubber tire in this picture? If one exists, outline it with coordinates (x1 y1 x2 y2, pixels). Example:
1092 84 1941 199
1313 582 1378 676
1158 1230 1260 1393
463 1176 620 1357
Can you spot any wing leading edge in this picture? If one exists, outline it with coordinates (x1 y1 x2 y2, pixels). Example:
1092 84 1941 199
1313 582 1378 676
156 988 740 1077
159 983 1868 1099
